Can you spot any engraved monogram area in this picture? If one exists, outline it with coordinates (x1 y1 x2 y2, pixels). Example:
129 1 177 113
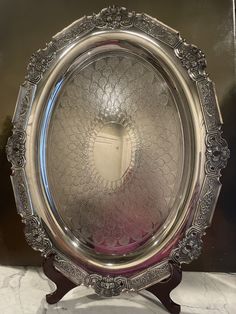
46 53 184 255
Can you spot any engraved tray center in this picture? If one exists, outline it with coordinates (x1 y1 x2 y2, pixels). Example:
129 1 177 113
46 52 184 255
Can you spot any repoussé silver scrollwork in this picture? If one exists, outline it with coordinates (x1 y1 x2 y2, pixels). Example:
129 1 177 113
171 227 203 264
205 132 230 176
6 130 26 169
175 41 207 81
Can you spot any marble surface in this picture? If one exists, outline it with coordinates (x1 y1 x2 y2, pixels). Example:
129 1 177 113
0 266 235 314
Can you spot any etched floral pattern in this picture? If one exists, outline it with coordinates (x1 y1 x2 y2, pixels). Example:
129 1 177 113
134 14 180 47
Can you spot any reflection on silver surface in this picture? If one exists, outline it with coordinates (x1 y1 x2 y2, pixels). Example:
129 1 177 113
93 123 132 182
47 53 184 255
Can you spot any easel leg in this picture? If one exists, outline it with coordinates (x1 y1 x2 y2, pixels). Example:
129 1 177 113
43 254 77 304
146 262 182 314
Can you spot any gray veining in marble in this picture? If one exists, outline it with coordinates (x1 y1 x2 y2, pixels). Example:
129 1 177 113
0 266 235 313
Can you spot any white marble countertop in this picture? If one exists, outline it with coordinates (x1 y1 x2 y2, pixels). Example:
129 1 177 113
0 266 235 314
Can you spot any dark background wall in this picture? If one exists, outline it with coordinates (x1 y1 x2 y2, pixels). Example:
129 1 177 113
0 0 235 271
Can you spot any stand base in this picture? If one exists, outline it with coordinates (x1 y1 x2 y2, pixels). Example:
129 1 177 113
146 262 182 314
43 254 181 313
43 254 76 304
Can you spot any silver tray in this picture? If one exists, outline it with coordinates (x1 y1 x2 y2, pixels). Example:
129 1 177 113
6 6 229 296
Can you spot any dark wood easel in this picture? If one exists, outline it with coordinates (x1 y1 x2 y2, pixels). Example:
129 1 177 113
43 254 182 314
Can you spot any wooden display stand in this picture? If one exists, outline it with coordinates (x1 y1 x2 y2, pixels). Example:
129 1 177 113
43 254 182 314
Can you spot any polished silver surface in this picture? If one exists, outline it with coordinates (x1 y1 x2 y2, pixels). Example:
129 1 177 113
46 52 184 256
6 6 229 296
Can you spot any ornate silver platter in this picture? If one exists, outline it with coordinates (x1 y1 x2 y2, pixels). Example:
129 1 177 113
6 6 229 296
